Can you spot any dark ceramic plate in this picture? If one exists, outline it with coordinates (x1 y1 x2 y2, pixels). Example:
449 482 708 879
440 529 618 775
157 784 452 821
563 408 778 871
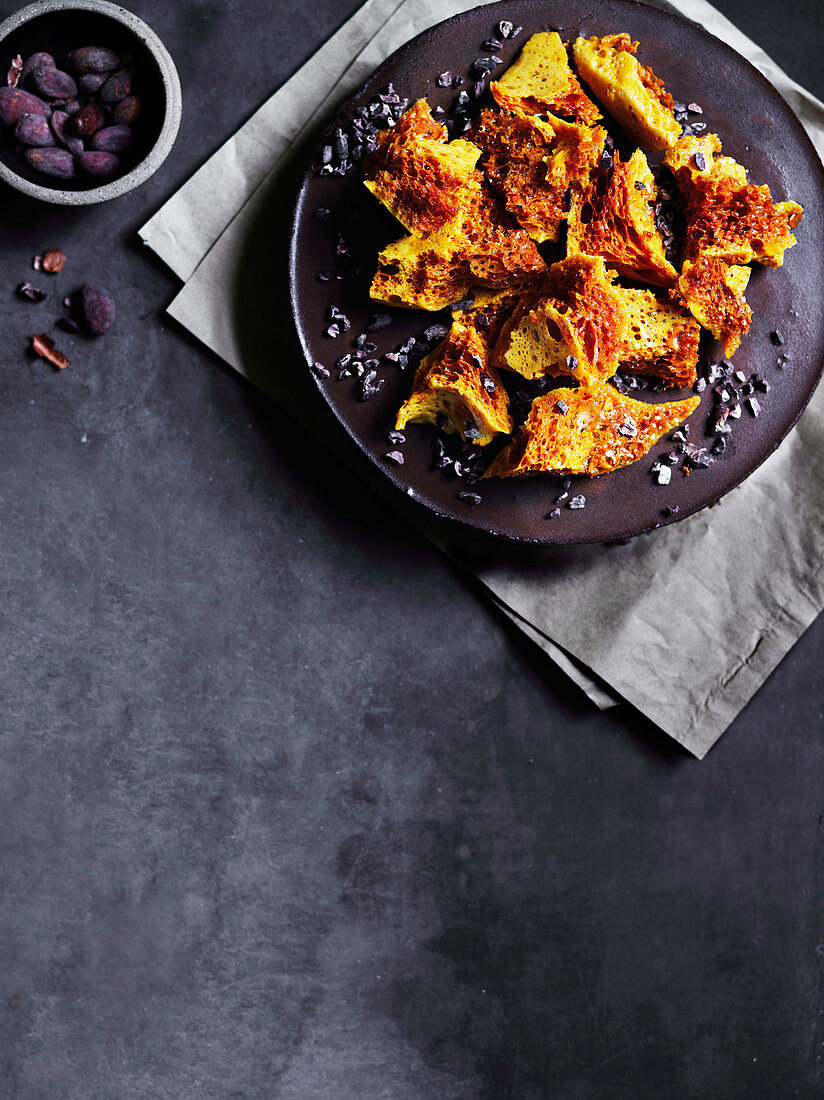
289 0 824 544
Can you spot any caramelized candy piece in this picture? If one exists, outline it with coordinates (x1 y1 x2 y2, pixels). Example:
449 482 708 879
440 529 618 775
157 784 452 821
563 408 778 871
665 133 803 267
495 256 630 385
395 320 512 445
617 288 700 387
451 284 532 346
677 256 752 357
485 382 699 478
370 185 545 312
491 31 601 124
363 99 482 235
567 148 678 286
471 107 605 243
572 33 681 150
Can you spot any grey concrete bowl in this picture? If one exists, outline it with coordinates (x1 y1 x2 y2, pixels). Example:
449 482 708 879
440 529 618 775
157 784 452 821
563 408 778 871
0 0 181 204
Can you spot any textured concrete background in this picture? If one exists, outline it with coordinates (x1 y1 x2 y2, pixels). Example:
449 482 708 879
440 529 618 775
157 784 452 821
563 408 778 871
0 1 823 1097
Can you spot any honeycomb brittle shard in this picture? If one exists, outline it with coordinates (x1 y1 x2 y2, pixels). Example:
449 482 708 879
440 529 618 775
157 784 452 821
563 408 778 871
491 31 601 124
677 256 752 358
616 288 701 388
363 98 482 235
567 147 678 287
395 319 512 445
484 382 700 478
572 33 681 150
494 256 631 386
665 132 803 268
370 183 545 312
470 106 606 244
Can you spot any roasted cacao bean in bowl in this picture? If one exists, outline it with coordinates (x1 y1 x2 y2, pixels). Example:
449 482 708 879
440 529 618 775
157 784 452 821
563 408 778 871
0 0 181 204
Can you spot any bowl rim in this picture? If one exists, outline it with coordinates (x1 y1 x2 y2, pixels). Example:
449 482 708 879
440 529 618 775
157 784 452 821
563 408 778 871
0 0 182 205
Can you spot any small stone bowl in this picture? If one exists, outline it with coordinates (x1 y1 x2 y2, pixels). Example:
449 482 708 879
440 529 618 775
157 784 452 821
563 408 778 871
0 0 181 204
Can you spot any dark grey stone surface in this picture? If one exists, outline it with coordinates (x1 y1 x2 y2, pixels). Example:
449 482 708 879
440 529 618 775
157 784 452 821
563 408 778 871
0 1 822 1097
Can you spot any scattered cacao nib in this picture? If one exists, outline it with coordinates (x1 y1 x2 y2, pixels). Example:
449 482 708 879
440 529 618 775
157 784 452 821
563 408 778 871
664 505 680 517
457 491 482 505
546 508 561 520
7 54 23 88
693 151 706 171
358 370 385 401
688 102 703 113
384 450 404 466
452 75 464 87
325 304 351 337
366 313 392 331
654 464 672 485
568 495 586 509
451 296 475 311
311 361 330 378
483 38 504 51
387 430 405 445
566 355 579 372
634 180 647 191
683 443 713 468
480 373 496 394
17 282 46 302
746 396 761 417
617 418 637 438
770 329 784 346
31 333 69 370
464 424 482 442
555 399 568 414
316 270 331 282
498 20 522 38
436 71 453 87
32 255 42 270
41 248 67 273
711 436 728 455
423 323 448 343
471 56 502 79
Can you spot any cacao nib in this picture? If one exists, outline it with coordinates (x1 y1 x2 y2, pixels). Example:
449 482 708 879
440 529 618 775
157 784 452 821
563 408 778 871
17 282 46 302
31 333 69 370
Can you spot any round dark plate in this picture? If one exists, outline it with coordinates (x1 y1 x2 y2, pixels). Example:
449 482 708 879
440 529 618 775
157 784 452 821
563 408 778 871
289 0 824 545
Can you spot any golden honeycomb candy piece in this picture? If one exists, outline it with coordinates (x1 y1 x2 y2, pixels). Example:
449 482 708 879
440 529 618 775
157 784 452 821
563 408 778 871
491 31 601 124
677 256 752 358
470 106 606 243
370 186 546 312
395 320 512 445
665 133 803 267
617 288 700 387
494 256 631 386
363 99 482 236
484 382 700 479
567 147 678 287
572 33 681 150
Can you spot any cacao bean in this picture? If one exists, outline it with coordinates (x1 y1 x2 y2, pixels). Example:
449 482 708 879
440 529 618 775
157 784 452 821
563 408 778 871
23 147 76 179
31 67 78 101
79 283 116 335
15 112 54 147
68 102 104 137
66 46 120 75
50 111 84 155
0 87 48 126
20 52 55 83
111 95 142 126
78 150 119 180
77 73 105 95
99 68 132 105
90 125 132 153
